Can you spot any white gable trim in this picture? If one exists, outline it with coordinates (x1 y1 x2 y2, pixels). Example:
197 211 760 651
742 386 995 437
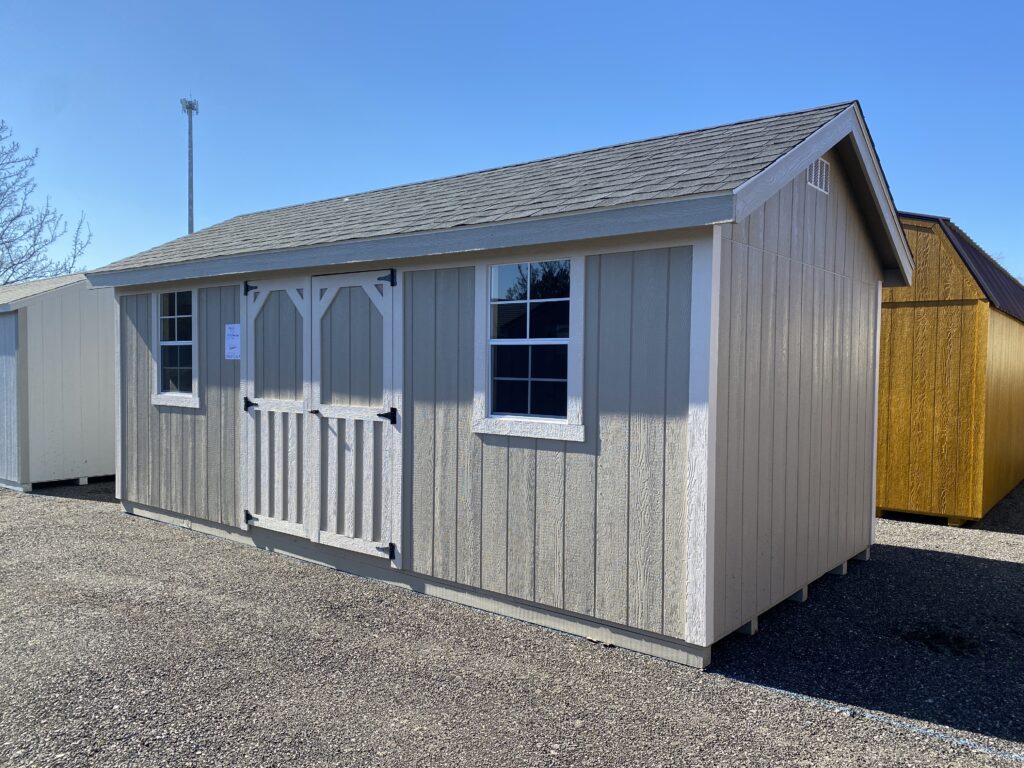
733 104 913 286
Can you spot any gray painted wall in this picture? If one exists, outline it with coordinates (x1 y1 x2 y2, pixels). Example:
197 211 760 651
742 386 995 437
320 285 383 407
712 148 882 640
254 290 303 401
403 247 694 640
0 312 19 484
120 286 240 524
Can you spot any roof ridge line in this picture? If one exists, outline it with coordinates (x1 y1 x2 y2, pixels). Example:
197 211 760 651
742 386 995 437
222 101 854 225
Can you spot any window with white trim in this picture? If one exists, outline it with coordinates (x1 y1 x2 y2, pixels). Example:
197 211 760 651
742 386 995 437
150 290 198 409
473 256 585 441
490 260 570 417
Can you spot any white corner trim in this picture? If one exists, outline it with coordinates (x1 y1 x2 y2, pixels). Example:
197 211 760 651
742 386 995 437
150 288 201 409
113 296 122 500
684 231 719 646
733 104 914 286
472 254 585 442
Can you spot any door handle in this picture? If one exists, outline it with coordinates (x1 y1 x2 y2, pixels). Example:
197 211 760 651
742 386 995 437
376 406 398 424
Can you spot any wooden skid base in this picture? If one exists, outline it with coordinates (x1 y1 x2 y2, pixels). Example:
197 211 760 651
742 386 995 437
123 502 713 669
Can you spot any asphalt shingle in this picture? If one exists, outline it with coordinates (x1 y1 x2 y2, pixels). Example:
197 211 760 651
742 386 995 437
96 103 851 274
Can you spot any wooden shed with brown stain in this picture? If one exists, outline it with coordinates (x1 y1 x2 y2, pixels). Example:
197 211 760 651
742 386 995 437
877 213 1024 524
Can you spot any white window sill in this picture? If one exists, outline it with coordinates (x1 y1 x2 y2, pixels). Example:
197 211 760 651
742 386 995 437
152 392 201 409
473 416 584 442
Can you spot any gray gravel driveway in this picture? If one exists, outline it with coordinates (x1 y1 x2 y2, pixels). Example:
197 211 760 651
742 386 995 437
1 481 1022 767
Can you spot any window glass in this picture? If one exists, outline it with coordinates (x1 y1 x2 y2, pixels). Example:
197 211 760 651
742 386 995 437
530 260 570 299
491 263 528 301
488 260 571 418
158 290 194 395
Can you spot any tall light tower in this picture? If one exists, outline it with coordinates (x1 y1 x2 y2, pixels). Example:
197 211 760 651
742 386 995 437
180 97 199 234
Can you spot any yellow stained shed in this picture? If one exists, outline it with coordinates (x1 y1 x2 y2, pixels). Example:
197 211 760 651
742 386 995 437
877 213 1024 523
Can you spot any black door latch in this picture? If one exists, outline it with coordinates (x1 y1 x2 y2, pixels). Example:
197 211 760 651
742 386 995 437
376 406 398 424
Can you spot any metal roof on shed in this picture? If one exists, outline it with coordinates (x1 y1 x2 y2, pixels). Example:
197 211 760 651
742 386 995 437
93 102 851 274
901 212 1024 325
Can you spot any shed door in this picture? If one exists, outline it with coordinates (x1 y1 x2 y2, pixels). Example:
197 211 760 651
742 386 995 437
243 279 312 539
242 272 401 564
310 272 398 560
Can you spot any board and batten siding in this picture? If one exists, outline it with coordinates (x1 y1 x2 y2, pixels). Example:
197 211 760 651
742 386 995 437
120 286 240 524
0 312 19 484
24 282 116 483
712 148 882 641
403 247 695 641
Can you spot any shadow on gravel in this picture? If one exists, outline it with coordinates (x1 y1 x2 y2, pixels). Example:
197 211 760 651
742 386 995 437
30 479 118 504
712 543 1024 744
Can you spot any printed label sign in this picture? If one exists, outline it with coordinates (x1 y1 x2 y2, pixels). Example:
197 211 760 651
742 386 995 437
224 323 241 360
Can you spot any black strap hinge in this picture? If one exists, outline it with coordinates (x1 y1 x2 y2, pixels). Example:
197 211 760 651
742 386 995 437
244 509 256 525
243 280 258 296
376 542 396 560
243 396 257 412
376 406 397 424
376 268 396 287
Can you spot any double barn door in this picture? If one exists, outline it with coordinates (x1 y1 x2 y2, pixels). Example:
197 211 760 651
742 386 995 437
241 271 400 563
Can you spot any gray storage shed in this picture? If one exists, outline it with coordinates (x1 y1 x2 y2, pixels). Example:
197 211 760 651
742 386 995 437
0 274 116 491
88 101 913 666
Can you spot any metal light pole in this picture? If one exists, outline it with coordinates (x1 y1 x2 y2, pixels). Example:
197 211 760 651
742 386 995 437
180 98 199 234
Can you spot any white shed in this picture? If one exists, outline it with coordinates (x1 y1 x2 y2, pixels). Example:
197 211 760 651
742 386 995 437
0 274 116 491
89 102 913 666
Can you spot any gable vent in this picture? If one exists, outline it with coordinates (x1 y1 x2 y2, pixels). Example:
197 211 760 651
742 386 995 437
807 157 830 194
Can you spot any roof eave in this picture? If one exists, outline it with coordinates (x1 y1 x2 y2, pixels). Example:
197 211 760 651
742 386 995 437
85 193 734 288
733 103 914 287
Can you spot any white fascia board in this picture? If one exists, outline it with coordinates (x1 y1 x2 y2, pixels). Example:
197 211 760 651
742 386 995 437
85 194 735 289
733 104 914 286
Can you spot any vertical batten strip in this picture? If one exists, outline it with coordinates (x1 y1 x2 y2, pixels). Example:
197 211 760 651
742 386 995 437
326 418 339 535
343 419 356 537
287 413 299 524
360 420 374 539
274 411 286 521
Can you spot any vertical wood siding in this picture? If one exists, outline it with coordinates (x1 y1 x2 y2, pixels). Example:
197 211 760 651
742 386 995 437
876 218 990 519
24 283 116 483
320 286 384 407
713 149 883 640
0 313 19 484
404 247 694 640
981 308 1024 514
254 291 303 401
121 286 240 523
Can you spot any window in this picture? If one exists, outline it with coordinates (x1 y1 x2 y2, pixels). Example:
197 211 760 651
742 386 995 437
490 260 570 417
473 256 584 441
152 289 199 407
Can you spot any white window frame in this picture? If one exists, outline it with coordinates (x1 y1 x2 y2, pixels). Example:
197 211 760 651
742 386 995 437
473 255 584 442
151 288 200 408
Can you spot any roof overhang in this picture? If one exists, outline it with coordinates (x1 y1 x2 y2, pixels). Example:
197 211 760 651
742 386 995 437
86 194 734 288
734 103 914 287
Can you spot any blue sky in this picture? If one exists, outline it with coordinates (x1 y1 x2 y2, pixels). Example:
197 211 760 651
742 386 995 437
1 1 1021 277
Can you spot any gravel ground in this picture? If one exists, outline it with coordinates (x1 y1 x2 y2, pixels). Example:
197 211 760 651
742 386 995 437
1 482 1022 767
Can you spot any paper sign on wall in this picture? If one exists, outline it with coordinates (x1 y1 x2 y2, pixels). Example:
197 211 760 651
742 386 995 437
224 324 241 360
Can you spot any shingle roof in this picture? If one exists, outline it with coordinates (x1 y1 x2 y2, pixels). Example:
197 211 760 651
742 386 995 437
0 273 85 309
94 102 852 274
902 212 1024 325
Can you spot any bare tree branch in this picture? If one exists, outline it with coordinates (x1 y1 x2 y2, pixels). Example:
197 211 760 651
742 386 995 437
0 120 91 284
